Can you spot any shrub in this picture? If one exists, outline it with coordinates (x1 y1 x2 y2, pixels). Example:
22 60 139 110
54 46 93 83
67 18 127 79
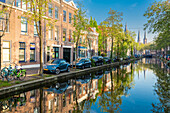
103 60 107 64
90 58 96 67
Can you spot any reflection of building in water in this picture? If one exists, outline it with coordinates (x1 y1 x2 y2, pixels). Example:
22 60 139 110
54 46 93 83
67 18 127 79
1 70 115 113
144 70 146 79
1 90 40 113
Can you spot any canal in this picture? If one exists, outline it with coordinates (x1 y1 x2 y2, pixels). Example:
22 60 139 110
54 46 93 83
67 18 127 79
0 58 169 113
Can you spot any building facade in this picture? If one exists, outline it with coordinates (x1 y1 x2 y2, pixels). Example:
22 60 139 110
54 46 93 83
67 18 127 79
78 27 99 58
0 0 77 68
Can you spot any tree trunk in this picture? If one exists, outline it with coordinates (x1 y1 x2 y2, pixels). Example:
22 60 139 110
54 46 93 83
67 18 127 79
39 19 43 76
40 88 43 113
0 36 1 74
110 37 113 59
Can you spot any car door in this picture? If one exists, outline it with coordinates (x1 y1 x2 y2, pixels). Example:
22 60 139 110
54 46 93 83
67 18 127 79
59 60 65 71
62 60 68 70
84 59 89 67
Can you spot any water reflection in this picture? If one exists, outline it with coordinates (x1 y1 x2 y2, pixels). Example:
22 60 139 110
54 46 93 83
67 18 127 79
0 58 169 113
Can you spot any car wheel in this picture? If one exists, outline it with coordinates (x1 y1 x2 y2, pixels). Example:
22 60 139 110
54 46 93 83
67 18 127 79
55 68 60 75
67 67 70 72
82 65 85 69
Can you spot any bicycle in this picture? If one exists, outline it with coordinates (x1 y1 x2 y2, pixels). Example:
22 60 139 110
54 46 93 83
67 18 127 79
0 65 14 81
12 64 26 81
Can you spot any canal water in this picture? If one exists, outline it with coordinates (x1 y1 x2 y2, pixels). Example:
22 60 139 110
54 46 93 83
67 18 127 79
0 58 169 113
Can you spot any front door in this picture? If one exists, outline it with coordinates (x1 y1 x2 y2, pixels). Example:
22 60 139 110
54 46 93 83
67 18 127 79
63 48 71 63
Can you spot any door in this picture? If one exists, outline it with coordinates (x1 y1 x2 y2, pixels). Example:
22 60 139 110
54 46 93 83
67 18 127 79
53 47 59 59
47 52 50 62
63 48 71 63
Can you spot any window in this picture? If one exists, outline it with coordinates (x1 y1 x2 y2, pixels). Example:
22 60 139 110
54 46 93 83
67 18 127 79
19 42 26 62
15 0 21 8
49 26 53 40
63 28 66 41
55 6 58 19
55 26 59 41
83 86 85 94
63 93 66 107
21 17 27 33
79 87 82 95
96 81 98 89
48 3 53 17
69 30 72 42
22 0 26 10
48 100 53 111
69 13 72 23
74 15 76 24
3 41 10 62
30 43 36 61
0 13 9 32
80 36 82 43
27 2 31 11
34 21 39 36
63 10 66 22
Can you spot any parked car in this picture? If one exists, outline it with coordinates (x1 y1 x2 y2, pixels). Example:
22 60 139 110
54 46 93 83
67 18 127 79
45 81 71 94
103 57 111 64
166 54 170 60
92 56 104 66
76 58 92 69
43 59 71 74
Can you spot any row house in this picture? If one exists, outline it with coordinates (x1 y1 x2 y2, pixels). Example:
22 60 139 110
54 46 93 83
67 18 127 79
0 0 77 68
78 27 99 58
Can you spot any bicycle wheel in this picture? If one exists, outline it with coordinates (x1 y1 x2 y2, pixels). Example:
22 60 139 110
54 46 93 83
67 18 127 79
5 74 14 82
0 71 6 81
19 71 26 80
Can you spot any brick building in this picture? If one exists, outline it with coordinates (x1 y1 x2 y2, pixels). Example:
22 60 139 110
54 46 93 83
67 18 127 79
0 0 77 68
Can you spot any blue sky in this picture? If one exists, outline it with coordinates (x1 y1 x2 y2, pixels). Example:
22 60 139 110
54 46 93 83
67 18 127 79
73 0 162 43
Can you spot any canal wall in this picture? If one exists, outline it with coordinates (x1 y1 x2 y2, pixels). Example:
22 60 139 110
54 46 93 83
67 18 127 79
0 58 141 98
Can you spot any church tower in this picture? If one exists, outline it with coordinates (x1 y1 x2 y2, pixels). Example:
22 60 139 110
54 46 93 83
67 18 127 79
137 30 140 44
125 23 127 34
143 31 147 44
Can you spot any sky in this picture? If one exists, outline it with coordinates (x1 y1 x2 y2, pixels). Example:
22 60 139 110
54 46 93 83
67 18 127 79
72 0 162 43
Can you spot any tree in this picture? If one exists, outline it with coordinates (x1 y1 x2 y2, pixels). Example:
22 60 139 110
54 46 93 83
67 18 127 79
0 0 14 75
144 0 170 51
73 3 87 61
98 21 108 56
22 0 56 76
105 9 123 59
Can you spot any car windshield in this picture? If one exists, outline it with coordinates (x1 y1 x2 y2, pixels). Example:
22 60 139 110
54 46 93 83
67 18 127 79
79 59 85 62
92 57 98 59
51 60 60 64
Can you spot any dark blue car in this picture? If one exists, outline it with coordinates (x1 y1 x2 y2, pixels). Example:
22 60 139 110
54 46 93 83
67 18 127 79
43 59 71 74
76 58 92 69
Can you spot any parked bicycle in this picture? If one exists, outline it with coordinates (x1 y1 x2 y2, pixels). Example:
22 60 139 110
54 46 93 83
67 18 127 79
0 63 26 81
12 64 26 81
0 65 14 81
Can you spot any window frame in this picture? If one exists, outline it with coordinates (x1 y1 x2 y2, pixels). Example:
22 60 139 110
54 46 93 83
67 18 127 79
63 28 67 42
19 42 26 63
21 17 28 34
69 13 72 23
63 10 67 22
55 6 59 19
30 43 36 62
48 3 53 17
2 41 11 62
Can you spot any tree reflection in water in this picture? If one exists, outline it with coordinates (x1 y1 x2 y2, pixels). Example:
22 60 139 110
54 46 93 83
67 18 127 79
98 64 135 113
138 58 169 113
0 58 169 113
